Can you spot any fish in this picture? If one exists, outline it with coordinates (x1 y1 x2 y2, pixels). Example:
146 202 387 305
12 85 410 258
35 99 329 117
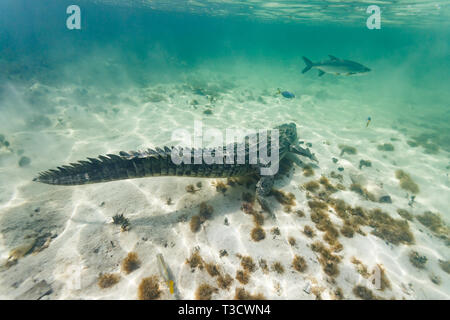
302 55 371 77
277 88 295 99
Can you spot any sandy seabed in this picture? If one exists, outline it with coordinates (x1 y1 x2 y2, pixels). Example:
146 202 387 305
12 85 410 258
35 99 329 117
0 65 449 300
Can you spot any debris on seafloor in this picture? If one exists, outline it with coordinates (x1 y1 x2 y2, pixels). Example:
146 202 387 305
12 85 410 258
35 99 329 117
157 253 176 296
303 282 311 294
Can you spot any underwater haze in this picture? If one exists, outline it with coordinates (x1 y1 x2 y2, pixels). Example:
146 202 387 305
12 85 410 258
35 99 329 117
0 0 449 300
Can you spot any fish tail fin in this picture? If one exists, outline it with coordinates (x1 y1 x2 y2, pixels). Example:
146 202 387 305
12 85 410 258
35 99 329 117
302 56 313 74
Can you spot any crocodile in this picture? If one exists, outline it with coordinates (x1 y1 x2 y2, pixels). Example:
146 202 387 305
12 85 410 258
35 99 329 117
33 123 317 213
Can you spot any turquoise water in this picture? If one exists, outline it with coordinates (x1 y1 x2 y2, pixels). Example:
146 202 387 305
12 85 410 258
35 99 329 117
0 0 449 300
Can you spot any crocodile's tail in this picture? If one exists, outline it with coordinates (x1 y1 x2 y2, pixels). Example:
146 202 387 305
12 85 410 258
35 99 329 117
34 147 177 186
33 146 255 186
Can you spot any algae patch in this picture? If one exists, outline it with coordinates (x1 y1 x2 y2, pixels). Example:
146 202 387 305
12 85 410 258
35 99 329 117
138 276 161 300
98 273 120 289
395 170 419 194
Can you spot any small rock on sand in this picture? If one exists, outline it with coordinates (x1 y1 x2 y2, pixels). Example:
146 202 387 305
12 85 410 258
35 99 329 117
18 156 31 167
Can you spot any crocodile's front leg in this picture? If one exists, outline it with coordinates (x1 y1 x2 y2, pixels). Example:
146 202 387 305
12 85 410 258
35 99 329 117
290 144 318 163
285 152 304 167
256 175 275 218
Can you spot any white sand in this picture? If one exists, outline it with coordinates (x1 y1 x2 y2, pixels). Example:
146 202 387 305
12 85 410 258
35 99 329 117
0 62 449 300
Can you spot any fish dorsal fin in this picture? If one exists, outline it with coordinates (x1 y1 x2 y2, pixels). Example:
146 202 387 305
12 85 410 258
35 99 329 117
328 55 338 61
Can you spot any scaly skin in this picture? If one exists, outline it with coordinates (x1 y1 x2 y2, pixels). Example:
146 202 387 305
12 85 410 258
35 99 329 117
34 146 261 186
34 123 318 213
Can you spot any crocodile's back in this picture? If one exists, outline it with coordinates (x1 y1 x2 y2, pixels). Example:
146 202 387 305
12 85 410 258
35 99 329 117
34 146 260 185
34 123 297 186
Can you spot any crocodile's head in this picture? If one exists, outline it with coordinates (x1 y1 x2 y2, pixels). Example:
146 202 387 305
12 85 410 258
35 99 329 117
276 122 318 162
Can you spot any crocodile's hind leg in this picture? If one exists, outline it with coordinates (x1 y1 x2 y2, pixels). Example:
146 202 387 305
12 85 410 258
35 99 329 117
256 176 275 218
